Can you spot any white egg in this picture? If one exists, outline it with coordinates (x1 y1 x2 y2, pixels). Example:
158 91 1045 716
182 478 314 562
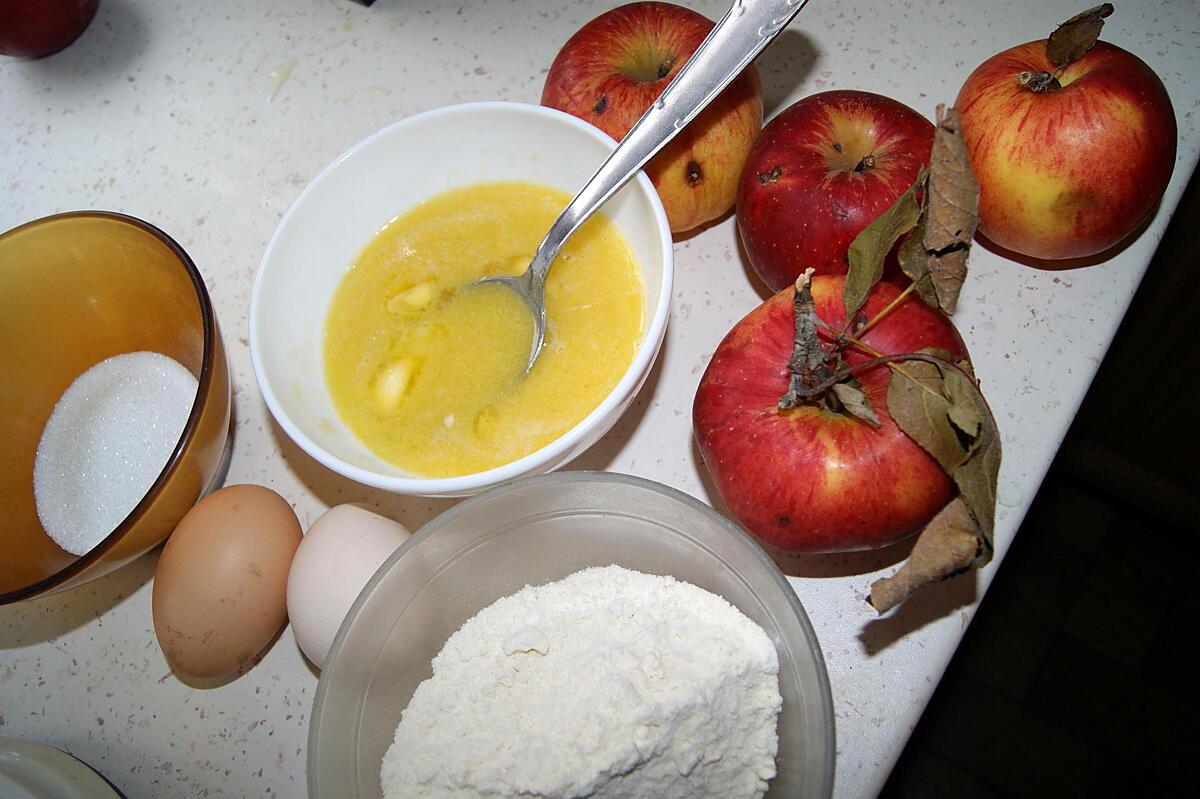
286 504 411 668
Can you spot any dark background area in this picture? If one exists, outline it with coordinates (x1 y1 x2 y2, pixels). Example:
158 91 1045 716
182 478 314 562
881 170 1200 797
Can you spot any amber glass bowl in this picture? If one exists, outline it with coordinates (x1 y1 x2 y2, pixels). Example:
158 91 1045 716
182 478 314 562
0 212 230 604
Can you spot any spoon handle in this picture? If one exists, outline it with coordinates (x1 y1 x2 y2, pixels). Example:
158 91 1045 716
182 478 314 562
529 0 811 285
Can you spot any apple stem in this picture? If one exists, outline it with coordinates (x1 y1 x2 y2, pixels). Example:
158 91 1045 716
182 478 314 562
855 280 919 340
777 340 964 405
854 154 876 173
817 319 953 406
779 269 834 409
1017 70 1063 92
789 344 967 405
819 319 881 359
781 280 953 413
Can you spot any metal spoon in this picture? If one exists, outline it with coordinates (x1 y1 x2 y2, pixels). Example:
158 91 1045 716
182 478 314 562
475 0 812 371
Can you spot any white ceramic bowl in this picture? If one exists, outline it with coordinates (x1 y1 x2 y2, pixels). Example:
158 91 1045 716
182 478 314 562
249 102 673 496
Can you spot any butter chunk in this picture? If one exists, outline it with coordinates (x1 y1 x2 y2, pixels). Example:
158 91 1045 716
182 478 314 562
374 357 421 412
387 281 438 313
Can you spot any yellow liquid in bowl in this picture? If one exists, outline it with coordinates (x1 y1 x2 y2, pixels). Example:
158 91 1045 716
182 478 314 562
324 182 644 478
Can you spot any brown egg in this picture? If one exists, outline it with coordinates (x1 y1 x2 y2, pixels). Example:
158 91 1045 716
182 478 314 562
152 484 302 680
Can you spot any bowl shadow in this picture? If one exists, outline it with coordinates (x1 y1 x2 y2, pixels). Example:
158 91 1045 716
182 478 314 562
267 413 458 534
569 333 669 472
0 548 156 649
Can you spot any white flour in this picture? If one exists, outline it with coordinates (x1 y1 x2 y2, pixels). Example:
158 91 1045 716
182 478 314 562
381 565 782 799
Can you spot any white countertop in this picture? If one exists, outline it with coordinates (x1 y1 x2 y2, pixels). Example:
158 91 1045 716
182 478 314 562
2 1 1198 797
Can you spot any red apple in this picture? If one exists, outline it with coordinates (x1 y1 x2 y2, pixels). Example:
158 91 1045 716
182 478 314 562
736 90 934 292
955 40 1177 261
693 275 965 553
0 0 97 58
541 1 762 235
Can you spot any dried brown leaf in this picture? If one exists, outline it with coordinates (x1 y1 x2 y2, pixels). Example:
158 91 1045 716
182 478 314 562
868 498 981 613
897 217 940 309
930 250 969 313
843 179 923 323
942 367 982 439
955 357 977 382
832 382 881 428
923 106 980 314
886 351 1001 569
952 380 1000 555
1046 3 1114 67
885 359 970 473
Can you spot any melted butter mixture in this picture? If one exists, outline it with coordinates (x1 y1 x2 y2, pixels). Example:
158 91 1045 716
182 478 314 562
325 181 644 478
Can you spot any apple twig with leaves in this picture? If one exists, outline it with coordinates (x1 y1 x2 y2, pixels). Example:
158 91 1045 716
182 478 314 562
1019 3 1114 92
777 285 1000 611
794 103 999 613
694 100 999 613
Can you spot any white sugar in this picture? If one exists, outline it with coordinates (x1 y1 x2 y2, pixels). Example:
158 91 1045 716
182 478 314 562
33 351 199 556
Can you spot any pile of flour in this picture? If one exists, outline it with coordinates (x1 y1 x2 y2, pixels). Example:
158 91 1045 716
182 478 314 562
381 565 782 798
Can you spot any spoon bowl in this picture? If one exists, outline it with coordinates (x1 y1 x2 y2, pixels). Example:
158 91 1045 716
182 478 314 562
472 266 548 371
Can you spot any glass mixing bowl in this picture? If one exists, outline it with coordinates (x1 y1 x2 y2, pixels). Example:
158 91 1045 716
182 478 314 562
0 211 231 604
310 471 834 798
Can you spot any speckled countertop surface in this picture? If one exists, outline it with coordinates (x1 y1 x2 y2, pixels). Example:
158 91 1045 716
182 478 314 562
2 1 1198 797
